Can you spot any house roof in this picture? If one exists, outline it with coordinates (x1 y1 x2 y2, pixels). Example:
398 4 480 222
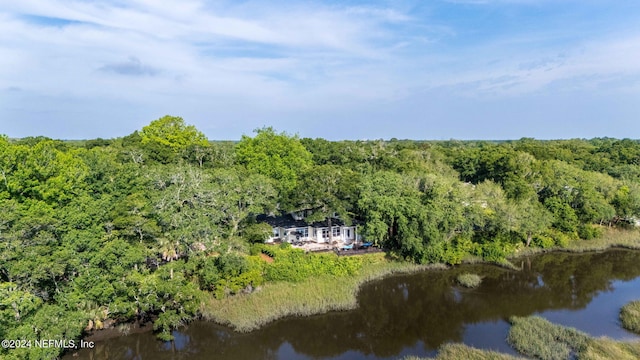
256 213 353 229
256 214 309 228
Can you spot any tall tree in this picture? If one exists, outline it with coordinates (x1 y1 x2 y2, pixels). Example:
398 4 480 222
236 127 312 207
140 115 209 163
293 165 359 240
210 168 277 237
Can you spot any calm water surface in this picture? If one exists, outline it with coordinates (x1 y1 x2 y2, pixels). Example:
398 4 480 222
64 249 640 359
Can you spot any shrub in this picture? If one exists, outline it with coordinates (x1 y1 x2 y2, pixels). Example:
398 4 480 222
264 249 363 282
198 257 220 291
481 242 511 263
578 224 603 240
532 234 555 249
215 253 248 278
543 229 571 247
243 223 273 243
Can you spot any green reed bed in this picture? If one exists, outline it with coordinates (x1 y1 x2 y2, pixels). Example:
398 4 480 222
405 343 525 360
562 228 640 252
581 338 640 360
508 316 640 360
508 316 590 360
202 253 440 332
620 300 640 334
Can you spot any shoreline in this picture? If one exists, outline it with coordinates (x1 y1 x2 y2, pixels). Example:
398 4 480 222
82 320 155 342
509 227 640 259
200 254 445 332
201 228 640 333
80 228 640 340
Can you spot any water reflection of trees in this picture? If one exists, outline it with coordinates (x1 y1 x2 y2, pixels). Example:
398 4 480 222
67 250 640 360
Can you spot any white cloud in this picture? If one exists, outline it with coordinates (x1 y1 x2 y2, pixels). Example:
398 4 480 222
1 0 639 139
1 0 421 106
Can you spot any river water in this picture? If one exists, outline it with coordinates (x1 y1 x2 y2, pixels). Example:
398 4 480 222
64 249 640 359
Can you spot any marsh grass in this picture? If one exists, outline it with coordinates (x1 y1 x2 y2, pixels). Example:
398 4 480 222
456 273 482 288
405 343 525 360
513 228 640 259
508 316 589 360
581 338 640 360
200 228 640 336
620 300 640 334
201 253 442 332
508 316 640 360
562 227 640 252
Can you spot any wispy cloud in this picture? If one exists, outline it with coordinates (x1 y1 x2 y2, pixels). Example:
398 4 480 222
98 56 159 76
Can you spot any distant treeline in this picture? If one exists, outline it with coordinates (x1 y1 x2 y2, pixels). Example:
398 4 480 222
1 115 639 358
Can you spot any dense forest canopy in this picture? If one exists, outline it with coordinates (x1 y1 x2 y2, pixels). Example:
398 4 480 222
1 116 640 359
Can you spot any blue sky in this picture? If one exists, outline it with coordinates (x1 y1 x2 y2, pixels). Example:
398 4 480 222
1 0 639 140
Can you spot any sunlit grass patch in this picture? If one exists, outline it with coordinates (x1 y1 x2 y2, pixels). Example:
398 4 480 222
456 273 482 288
405 343 524 360
581 337 640 360
507 316 590 360
508 315 640 360
620 300 640 334
513 228 640 258
564 228 640 252
434 343 522 360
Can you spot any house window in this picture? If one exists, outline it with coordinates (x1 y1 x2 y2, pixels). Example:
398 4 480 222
346 229 351 238
296 228 308 238
273 228 280 237
322 228 329 238
332 227 340 237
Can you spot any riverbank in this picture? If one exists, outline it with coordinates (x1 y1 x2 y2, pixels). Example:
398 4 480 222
66 248 640 360
65 228 640 345
202 228 640 333
201 253 444 332
512 228 640 259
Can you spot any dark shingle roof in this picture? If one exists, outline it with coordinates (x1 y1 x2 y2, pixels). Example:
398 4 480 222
256 213 350 229
256 214 308 228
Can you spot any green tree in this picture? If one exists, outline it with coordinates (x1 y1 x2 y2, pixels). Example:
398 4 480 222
140 115 209 163
210 168 277 237
293 165 359 240
236 127 312 206
358 171 425 258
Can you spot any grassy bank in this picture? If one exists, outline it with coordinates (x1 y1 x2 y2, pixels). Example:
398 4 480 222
620 300 640 334
512 228 640 259
201 253 442 332
202 228 640 333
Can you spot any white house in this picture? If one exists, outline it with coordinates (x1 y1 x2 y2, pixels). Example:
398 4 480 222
257 212 360 244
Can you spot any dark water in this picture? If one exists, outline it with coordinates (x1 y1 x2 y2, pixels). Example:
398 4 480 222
64 250 640 359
